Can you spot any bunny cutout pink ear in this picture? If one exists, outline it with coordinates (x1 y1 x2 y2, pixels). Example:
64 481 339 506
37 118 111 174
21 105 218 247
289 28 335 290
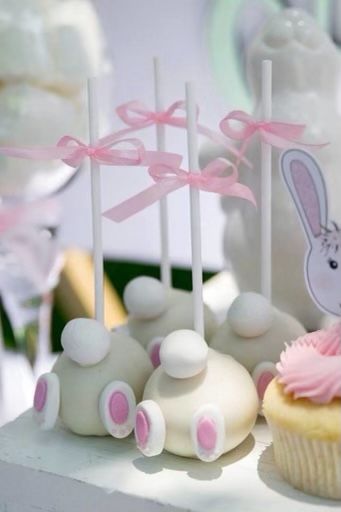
280 149 328 246
280 149 341 317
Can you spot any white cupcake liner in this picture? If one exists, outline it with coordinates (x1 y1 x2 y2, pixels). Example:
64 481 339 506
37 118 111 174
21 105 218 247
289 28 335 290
268 420 341 500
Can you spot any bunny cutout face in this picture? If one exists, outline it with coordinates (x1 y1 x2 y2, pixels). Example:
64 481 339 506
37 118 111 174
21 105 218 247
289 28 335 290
281 149 341 316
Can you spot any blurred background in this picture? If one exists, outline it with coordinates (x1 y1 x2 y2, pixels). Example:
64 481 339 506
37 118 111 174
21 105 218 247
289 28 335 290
0 0 339 424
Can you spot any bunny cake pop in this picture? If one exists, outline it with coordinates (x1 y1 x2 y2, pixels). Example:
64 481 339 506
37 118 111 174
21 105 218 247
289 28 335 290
33 317 153 436
114 60 218 365
210 60 306 405
33 78 154 438
133 81 259 462
210 292 305 405
122 276 218 367
135 329 259 461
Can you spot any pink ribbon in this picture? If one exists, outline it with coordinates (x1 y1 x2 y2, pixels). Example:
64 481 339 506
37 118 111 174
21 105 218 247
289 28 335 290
220 110 328 163
0 135 182 169
103 158 256 223
103 101 251 167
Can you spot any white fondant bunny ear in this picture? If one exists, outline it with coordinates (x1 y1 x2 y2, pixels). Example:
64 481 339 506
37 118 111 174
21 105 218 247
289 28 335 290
280 149 328 246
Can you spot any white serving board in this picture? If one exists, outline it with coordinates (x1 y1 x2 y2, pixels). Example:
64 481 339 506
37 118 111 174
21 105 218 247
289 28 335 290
0 411 337 512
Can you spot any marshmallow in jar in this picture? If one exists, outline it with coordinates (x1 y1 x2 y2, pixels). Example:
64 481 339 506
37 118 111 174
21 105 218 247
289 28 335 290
0 0 109 199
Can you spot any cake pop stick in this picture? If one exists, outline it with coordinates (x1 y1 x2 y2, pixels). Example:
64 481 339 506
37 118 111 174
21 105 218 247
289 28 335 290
153 58 171 289
260 60 272 302
186 82 204 337
87 77 104 324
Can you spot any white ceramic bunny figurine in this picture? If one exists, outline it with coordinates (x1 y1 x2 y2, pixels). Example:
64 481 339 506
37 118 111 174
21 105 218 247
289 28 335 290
201 8 341 330
281 149 341 317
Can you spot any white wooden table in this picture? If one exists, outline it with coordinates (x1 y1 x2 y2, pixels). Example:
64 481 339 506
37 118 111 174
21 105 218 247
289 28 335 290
0 412 338 512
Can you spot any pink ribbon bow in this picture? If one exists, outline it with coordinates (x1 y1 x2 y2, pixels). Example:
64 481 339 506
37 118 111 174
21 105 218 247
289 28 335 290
0 135 182 169
220 110 328 163
103 100 251 167
57 135 146 167
103 158 256 223
116 100 190 131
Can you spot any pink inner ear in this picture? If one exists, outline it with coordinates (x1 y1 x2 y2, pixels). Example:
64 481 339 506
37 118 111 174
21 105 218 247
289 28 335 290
109 392 129 425
135 410 150 448
150 343 161 368
291 160 321 238
34 379 48 412
197 417 217 451
257 371 275 400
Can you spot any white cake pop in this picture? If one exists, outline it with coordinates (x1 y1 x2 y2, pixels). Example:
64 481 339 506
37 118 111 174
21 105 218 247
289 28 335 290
33 318 153 437
123 277 218 368
210 292 306 406
134 330 259 462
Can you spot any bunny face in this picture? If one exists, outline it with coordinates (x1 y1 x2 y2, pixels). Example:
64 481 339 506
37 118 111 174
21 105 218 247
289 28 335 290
281 149 341 316
247 9 339 98
305 225 341 316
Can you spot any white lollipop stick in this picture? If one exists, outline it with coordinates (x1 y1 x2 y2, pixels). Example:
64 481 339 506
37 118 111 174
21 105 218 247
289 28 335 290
260 60 272 302
186 82 204 337
88 78 104 324
153 57 171 289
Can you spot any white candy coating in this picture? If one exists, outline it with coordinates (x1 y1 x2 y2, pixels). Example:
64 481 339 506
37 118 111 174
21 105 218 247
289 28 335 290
160 329 208 379
227 293 273 338
124 277 167 320
61 318 111 367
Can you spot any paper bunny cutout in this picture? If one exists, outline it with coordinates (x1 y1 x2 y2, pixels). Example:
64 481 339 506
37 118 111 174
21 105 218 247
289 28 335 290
281 149 341 316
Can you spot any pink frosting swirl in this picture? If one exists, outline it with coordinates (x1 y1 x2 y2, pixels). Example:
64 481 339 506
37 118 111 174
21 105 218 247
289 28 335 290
277 323 341 404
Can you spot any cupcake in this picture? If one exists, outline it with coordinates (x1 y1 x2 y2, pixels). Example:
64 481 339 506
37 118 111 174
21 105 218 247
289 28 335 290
263 324 341 500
